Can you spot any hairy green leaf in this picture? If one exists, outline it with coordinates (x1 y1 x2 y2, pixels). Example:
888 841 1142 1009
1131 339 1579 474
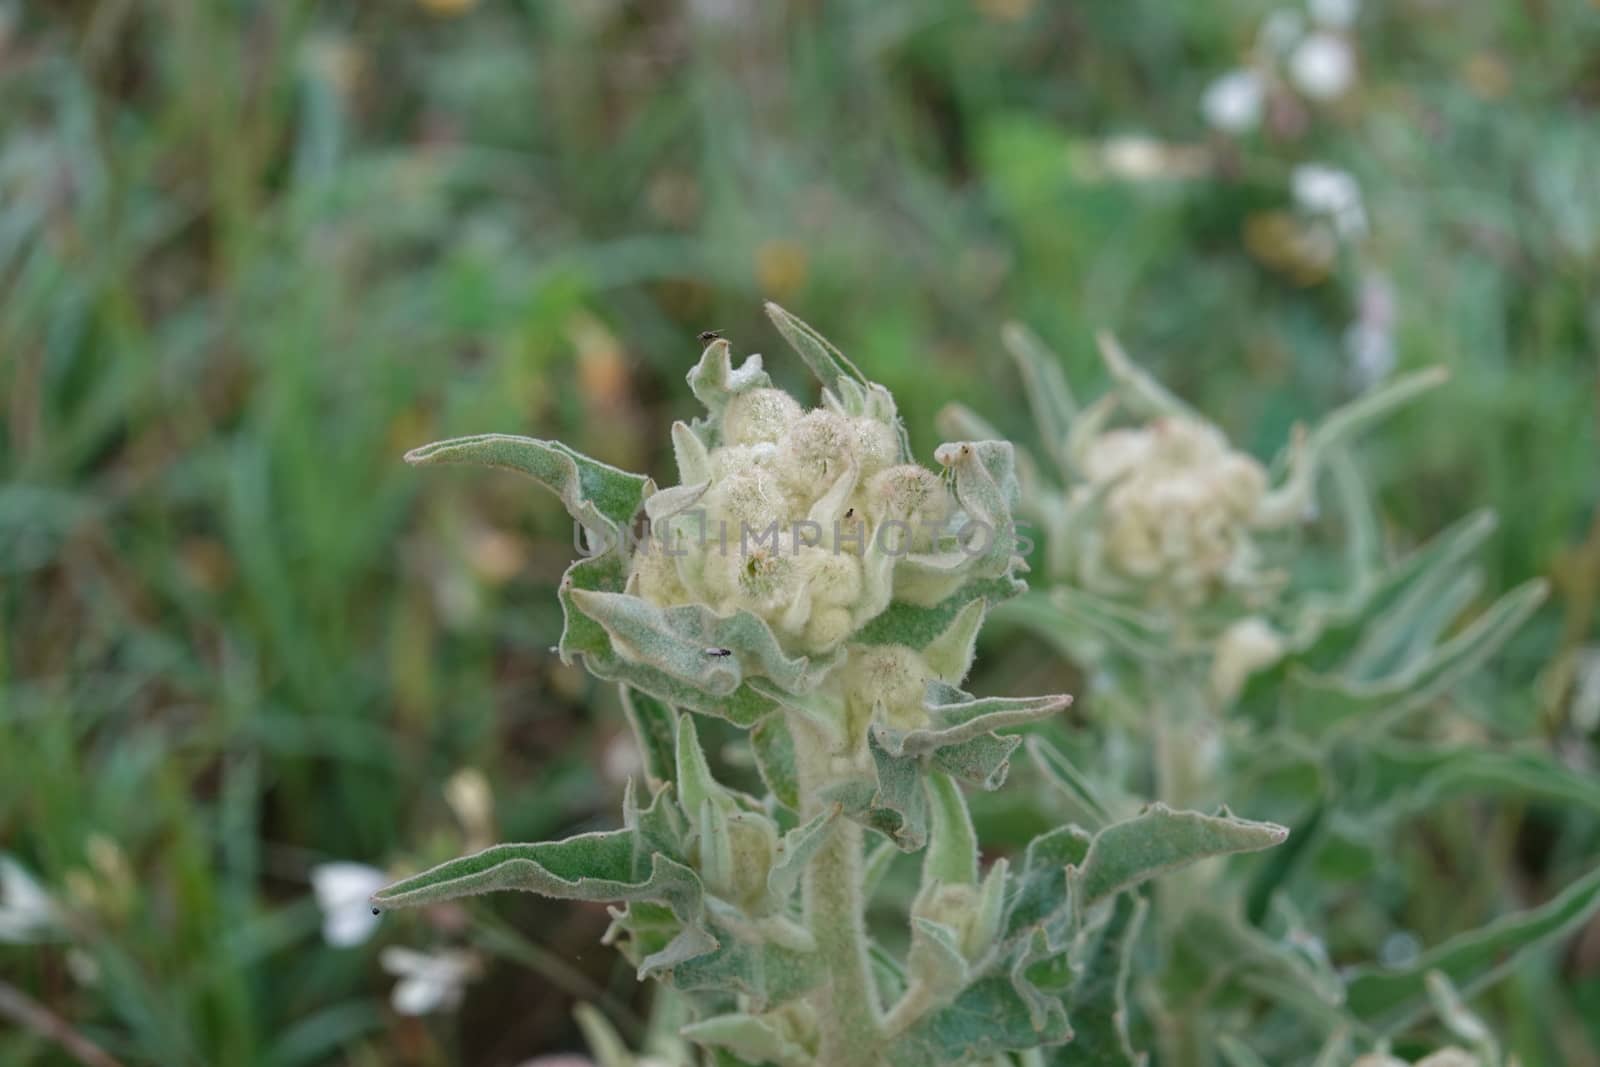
1073 805 1288 908
404 434 648 545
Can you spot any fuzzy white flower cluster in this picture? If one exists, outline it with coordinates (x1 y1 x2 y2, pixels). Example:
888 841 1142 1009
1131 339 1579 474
628 369 956 656
1070 416 1275 607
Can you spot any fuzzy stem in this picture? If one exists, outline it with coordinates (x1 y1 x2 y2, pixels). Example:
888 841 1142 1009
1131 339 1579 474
793 721 882 1066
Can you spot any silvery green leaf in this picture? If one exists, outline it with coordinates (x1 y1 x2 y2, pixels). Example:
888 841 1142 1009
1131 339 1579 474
1176 907 1347 1021
1349 741 1600 820
1071 804 1288 908
907 915 972 999
938 401 1052 511
574 591 841 696
920 598 987 684
874 688 1070 759
405 434 649 546
1281 580 1547 739
643 480 710 525
1003 825 1092 945
1256 367 1448 528
674 713 727 817
891 553 987 610
620 686 678 789
578 644 782 728
680 1011 813 1067
1095 331 1201 422
856 575 1025 651
936 439 1021 577
686 337 772 421
1345 569 1483 683
993 588 1171 666
924 772 979 887
1027 736 1115 830
750 714 801 811
1008 925 1068 1032
763 301 865 391
1327 447 1381 586
825 731 930 851
372 789 712 979
931 732 1026 791
666 925 823 1006
566 590 843 726
671 420 711 485
1283 511 1498 670
1003 322 1077 459
1053 894 1148 1067
888 971 1075 1066
1344 863 1600 1035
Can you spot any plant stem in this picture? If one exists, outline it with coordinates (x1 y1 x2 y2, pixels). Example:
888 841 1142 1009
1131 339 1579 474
793 721 882 1066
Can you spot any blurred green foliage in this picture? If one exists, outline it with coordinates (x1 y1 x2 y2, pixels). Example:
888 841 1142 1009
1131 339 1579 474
1 1 1596 1065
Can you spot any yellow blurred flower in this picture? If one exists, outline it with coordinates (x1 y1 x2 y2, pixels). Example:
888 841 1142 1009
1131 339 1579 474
755 240 809 299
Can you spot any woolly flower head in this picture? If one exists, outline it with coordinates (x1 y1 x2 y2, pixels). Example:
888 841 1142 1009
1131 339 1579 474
628 336 969 657
1069 415 1272 608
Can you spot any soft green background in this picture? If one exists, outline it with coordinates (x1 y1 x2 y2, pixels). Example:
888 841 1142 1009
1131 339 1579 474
2 2 1596 1064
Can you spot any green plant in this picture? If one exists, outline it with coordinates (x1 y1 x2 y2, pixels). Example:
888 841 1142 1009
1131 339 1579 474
375 306 1294 1066
945 326 1600 1065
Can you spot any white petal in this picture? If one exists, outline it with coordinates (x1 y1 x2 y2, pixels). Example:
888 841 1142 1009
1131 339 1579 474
1201 70 1264 133
1289 33 1356 100
379 945 433 977
310 862 386 910
0 855 57 942
311 862 387 947
322 906 381 948
392 975 448 1016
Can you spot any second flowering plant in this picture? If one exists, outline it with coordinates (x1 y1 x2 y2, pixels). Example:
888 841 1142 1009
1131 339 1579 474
373 306 1289 1067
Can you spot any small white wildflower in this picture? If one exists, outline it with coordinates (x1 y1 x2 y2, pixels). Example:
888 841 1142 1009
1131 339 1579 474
1309 0 1360 29
1289 32 1356 100
1292 163 1367 238
380 946 479 1015
0 854 58 943
1201 70 1265 134
310 862 387 948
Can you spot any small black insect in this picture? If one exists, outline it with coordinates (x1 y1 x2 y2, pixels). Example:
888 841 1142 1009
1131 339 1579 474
705 647 733 658
697 329 725 342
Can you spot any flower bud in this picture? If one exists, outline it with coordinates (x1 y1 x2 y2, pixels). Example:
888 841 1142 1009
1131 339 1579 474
698 803 780 912
723 388 803 446
865 465 953 552
778 411 859 502
1210 616 1285 706
838 644 932 735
